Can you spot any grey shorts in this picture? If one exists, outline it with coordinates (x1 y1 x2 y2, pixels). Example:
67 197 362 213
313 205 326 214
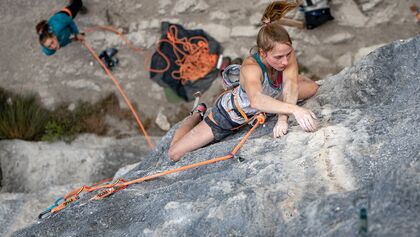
204 99 242 142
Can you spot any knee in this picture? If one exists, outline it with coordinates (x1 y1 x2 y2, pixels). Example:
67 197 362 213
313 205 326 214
312 81 319 96
168 146 182 162
307 80 319 98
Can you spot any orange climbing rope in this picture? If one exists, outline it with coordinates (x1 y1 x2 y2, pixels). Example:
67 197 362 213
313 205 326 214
80 24 219 149
84 26 144 54
148 24 218 82
85 25 217 82
80 27 154 149
39 113 266 218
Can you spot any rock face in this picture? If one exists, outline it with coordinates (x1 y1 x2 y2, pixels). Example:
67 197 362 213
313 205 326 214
9 36 420 237
0 135 157 237
0 135 155 193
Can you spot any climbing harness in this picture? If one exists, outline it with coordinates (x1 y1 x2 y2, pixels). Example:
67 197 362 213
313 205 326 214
38 113 265 219
149 25 218 83
80 26 154 149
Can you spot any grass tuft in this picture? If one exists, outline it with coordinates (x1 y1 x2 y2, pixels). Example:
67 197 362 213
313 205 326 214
0 89 49 140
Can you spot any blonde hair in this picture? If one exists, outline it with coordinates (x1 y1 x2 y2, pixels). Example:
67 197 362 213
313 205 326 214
257 1 298 52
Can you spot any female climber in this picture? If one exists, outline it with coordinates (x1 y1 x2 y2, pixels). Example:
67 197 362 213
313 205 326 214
168 1 319 162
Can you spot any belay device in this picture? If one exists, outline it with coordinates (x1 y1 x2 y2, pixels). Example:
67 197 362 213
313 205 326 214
99 47 119 71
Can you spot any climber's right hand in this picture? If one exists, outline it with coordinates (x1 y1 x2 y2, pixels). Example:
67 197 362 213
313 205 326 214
292 106 317 132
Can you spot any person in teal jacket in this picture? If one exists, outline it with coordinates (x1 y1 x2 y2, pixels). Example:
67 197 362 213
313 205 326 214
36 0 86 56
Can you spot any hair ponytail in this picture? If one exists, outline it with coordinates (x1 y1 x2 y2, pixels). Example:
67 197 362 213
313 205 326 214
256 1 298 53
261 1 298 25
35 20 53 45
36 20 48 35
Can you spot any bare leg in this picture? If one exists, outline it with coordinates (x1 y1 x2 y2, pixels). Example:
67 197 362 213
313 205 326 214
297 75 319 100
168 120 215 162
170 113 202 147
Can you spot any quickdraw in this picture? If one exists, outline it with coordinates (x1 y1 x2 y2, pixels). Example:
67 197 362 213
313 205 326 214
38 197 63 219
38 113 266 218
38 178 112 219
90 178 128 201
51 196 79 214
38 196 79 219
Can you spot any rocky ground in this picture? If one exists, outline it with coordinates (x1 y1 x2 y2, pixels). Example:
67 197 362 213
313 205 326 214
0 0 419 136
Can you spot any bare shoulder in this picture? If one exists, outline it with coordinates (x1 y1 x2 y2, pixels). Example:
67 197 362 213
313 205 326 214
241 56 261 75
240 56 263 83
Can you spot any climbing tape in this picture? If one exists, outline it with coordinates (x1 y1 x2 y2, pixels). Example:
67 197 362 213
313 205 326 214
80 29 154 149
38 113 266 218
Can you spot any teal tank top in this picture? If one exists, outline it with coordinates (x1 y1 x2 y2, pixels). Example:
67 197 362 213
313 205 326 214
219 53 284 124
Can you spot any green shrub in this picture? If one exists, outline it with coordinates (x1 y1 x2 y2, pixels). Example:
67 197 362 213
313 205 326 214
41 121 64 141
0 88 142 142
0 94 49 140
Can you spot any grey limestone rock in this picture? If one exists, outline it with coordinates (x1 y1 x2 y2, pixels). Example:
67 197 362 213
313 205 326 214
10 36 420 237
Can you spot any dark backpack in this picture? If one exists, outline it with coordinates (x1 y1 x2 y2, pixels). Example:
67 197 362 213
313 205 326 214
301 0 334 29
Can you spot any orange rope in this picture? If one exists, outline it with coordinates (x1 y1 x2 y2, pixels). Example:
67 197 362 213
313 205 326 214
79 24 218 149
40 26 256 217
149 25 218 82
84 26 144 54
81 41 155 149
77 113 264 192
84 25 217 83
41 114 265 217
84 25 161 74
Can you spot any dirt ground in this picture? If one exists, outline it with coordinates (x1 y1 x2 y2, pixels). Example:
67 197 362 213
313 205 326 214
0 0 419 137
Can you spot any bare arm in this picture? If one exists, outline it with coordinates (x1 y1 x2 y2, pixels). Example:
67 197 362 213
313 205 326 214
282 50 299 106
273 50 299 136
241 56 317 132
240 63 297 115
